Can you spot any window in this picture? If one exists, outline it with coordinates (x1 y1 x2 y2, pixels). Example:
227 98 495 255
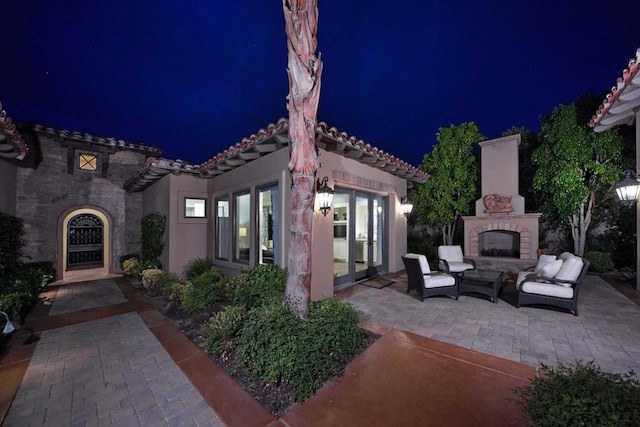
78 153 98 171
258 184 279 264
185 198 206 218
215 198 229 260
234 191 250 263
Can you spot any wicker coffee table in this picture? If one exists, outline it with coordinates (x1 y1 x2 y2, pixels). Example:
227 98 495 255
459 269 505 303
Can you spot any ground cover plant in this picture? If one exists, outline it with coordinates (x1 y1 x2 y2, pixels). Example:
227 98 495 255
512 361 640 426
136 260 376 416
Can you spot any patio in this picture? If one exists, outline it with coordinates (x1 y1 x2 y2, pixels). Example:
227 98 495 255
342 273 640 375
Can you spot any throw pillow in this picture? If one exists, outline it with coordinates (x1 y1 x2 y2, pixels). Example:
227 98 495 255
539 259 563 278
535 254 557 273
555 255 584 283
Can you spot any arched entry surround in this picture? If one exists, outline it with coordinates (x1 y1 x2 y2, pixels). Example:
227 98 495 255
57 206 112 282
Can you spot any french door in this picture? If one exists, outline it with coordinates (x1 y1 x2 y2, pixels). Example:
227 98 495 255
333 189 387 287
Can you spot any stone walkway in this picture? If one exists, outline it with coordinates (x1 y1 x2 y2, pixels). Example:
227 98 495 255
344 274 640 375
2 279 224 427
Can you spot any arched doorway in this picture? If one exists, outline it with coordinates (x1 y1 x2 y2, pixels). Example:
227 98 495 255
60 208 111 282
67 214 104 269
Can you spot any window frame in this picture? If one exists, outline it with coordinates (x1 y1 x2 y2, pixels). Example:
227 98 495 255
184 197 207 218
215 196 230 261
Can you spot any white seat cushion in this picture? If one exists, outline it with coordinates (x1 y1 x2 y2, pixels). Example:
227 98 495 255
438 245 464 263
424 273 456 288
539 259 563 278
554 255 584 284
516 271 537 288
440 261 474 273
404 253 431 273
535 254 557 273
521 281 574 299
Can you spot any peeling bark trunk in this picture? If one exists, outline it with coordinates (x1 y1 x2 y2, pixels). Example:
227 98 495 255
282 0 323 320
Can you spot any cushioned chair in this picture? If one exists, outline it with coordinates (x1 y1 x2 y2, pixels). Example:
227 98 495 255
402 253 458 301
517 252 590 316
437 245 476 274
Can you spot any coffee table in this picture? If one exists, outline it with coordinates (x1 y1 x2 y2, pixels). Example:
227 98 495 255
459 269 505 303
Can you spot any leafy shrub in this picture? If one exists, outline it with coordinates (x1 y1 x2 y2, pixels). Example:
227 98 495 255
232 264 287 309
11 262 55 293
205 304 247 355
122 257 140 276
237 298 365 400
179 269 226 313
119 253 139 270
0 211 24 278
512 361 640 426
585 251 614 273
185 257 215 281
141 269 164 290
141 213 166 262
155 272 181 299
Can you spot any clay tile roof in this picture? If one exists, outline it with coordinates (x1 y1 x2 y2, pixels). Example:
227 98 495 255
590 47 640 132
18 122 164 156
0 101 29 160
124 118 427 192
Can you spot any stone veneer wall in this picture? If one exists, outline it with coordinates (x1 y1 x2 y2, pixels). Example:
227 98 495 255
15 132 147 277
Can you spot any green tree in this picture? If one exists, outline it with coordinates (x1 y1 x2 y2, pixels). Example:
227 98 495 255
412 123 485 244
532 95 623 257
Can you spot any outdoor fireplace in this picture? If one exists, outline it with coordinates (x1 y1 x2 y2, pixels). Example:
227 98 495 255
462 135 540 272
479 230 520 258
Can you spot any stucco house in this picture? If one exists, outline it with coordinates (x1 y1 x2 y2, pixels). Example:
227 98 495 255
1 106 427 299
590 47 640 288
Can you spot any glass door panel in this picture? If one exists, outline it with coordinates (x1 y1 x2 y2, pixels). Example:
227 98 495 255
371 196 385 272
354 194 369 281
332 191 351 285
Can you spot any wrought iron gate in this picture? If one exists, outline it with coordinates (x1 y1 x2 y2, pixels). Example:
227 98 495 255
67 214 103 269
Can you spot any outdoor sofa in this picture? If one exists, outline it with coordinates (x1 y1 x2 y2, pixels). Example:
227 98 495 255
516 252 590 316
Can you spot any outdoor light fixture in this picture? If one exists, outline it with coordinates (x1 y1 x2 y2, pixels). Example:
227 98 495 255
0 311 21 334
316 176 334 217
400 196 413 217
615 170 640 206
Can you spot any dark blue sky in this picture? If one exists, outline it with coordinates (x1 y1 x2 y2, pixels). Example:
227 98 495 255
2 1 639 165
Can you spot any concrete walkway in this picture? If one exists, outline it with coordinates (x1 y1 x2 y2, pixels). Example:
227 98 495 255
2 273 638 426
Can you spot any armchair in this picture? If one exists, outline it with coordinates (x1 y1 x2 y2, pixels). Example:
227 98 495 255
402 253 458 302
437 245 476 274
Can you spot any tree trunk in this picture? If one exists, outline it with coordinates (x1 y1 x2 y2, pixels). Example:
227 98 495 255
571 193 594 257
282 0 323 320
441 218 457 245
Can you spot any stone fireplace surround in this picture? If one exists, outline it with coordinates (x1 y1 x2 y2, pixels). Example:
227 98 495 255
462 134 541 274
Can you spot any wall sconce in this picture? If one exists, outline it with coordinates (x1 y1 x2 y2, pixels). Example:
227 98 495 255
316 176 334 217
400 196 413 217
1 311 21 334
615 170 640 206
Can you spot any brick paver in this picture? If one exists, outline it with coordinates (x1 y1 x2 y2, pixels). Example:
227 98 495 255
48 279 127 316
345 275 640 375
4 312 224 426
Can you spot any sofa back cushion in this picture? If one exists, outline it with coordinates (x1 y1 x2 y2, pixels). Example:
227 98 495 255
555 255 584 283
535 254 557 273
539 259 563 278
404 253 431 273
438 245 464 263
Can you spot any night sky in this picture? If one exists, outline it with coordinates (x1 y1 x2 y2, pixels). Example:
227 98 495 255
2 1 639 165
